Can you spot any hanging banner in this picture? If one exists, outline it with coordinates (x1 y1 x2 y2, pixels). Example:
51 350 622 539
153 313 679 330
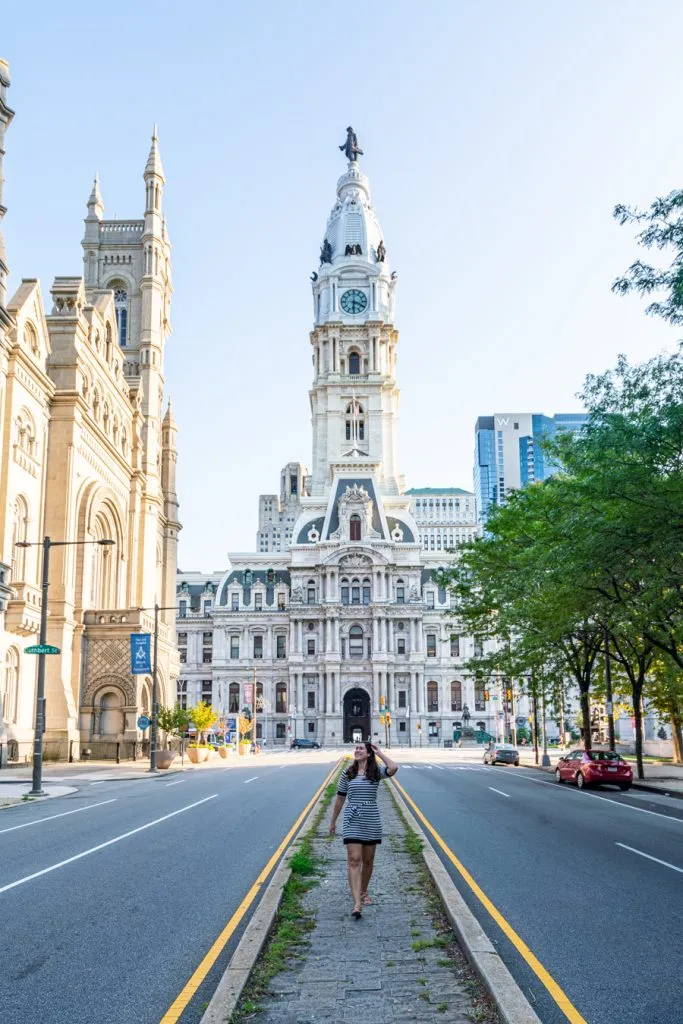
244 683 254 705
130 633 152 674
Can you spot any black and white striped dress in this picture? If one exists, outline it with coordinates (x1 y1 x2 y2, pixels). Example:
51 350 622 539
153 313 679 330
338 766 389 846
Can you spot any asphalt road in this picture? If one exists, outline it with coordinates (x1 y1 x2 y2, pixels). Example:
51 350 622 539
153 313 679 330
396 761 683 1024
0 758 334 1024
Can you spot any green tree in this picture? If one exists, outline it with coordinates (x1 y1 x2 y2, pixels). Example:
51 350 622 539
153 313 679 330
157 703 191 751
612 191 683 325
645 656 683 763
189 701 218 744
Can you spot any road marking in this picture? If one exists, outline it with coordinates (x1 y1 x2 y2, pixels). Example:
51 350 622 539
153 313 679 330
244 777 259 784
165 780 184 787
0 796 216 895
488 787 510 798
393 778 588 1024
616 843 683 874
488 767 683 823
0 799 117 836
428 763 445 770
159 759 343 1024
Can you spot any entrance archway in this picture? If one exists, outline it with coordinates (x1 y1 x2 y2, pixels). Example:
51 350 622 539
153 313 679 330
343 687 371 743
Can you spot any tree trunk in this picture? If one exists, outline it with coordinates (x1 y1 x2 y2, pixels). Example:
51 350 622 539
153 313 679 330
580 689 592 751
633 684 645 780
669 702 683 764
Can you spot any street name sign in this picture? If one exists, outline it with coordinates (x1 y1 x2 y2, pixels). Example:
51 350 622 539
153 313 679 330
25 644 60 655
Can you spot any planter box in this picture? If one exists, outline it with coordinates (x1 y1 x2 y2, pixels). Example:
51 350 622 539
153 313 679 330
187 747 209 764
156 750 176 770
218 746 229 759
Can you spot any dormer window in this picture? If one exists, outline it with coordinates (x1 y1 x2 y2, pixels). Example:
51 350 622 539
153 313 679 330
350 514 361 542
348 351 360 375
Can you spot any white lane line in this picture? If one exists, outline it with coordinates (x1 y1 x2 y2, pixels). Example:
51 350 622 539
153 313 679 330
90 781 106 786
428 763 445 770
616 842 683 874
0 799 117 836
488 767 683 824
0 795 217 895
244 777 259 784
489 787 510 798
165 780 184 787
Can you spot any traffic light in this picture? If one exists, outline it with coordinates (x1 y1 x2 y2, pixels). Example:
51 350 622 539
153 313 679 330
484 689 490 702
379 714 386 726
506 688 512 701
386 712 392 727
380 695 386 709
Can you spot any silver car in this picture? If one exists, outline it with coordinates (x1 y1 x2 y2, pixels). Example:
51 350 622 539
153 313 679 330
483 743 520 766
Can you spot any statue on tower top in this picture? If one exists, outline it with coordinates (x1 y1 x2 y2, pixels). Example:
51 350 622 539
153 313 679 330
339 126 363 163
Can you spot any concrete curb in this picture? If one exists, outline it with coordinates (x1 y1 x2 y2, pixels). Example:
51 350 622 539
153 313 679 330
389 783 542 1024
199 764 341 1024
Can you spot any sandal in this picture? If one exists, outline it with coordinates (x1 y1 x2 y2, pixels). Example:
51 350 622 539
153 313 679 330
361 893 373 905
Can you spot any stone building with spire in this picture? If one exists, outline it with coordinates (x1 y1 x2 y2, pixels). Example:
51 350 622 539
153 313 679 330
0 60 180 763
177 132 487 749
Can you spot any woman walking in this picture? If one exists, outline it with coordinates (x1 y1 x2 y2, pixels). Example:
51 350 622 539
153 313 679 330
328 742 398 919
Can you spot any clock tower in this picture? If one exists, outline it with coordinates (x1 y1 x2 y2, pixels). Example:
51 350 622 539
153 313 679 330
309 133 401 497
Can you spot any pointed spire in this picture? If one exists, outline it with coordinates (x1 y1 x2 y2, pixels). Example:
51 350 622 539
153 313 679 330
86 173 103 219
163 399 176 429
144 125 165 182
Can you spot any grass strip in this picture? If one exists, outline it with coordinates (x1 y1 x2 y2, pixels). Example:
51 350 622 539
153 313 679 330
229 765 343 1022
388 784 502 1024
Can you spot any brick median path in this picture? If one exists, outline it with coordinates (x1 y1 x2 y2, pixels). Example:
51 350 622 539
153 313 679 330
255 785 479 1023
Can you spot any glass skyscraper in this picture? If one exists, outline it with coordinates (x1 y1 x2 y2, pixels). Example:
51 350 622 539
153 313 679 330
474 411 588 521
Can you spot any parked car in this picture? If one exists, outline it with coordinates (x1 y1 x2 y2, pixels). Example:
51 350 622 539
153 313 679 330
483 743 520 766
555 750 632 791
291 738 321 750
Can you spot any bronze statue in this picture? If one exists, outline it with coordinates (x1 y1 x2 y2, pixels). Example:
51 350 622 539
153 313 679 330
320 239 333 265
339 126 363 163
376 239 386 262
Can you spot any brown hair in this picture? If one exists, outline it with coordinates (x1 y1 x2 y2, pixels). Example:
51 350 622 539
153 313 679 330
346 742 381 783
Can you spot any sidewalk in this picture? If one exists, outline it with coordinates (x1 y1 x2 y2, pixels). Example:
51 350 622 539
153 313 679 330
245 785 498 1024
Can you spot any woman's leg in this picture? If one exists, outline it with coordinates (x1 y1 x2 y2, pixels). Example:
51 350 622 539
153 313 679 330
346 843 363 912
360 845 377 903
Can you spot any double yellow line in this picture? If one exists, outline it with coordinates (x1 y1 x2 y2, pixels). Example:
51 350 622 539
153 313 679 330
159 760 340 1023
393 778 587 1024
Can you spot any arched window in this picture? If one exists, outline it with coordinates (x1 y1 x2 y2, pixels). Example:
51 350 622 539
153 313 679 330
396 578 405 604
177 680 188 709
341 577 350 605
348 351 360 375
11 495 29 581
229 682 240 713
276 682 287 714
427 681 439 713
350 514 361 542
99 690 122 736
256 682 264 710
91 510 116 608
24 321 39 356
349 625 363 658
362 578 371 604
307 579 316 604
113 287 128 346
345 402 365 441
450 680 462 712
2 647 19 723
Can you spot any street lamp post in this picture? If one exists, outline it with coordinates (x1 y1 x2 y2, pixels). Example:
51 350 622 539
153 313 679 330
16 535 115 796
138 602 178 772
603 626 616 751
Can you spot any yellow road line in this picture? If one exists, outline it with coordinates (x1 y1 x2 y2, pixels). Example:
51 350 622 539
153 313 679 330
393 778 588 1024
159 760 341 1024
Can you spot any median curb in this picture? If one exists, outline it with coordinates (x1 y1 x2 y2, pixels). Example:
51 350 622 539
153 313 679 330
389 782 542 1024
199 761 342 1024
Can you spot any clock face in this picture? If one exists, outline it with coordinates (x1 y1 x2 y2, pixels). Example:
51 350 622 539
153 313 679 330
340 289 368 315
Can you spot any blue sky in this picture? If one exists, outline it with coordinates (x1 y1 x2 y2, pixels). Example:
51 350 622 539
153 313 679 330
3 2 681 569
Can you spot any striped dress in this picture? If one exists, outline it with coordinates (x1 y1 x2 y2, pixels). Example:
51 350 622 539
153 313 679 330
338 765 389 846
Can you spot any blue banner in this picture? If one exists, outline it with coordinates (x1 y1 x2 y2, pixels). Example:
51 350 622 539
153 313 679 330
130 633 152 674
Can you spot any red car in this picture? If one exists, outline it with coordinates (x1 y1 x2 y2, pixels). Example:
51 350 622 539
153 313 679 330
555 750 633 791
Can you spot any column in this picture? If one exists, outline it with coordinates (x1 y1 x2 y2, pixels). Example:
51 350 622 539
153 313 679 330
333 671 340 713
373 617 379 652
410 672 417 711
296 672 302 712
416 672 423 713
373 671 380 713
326 672 333 714
297 620 303 653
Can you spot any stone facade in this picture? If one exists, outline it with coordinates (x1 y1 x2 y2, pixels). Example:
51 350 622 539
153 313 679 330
0 62 180 763
176 145 495 748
